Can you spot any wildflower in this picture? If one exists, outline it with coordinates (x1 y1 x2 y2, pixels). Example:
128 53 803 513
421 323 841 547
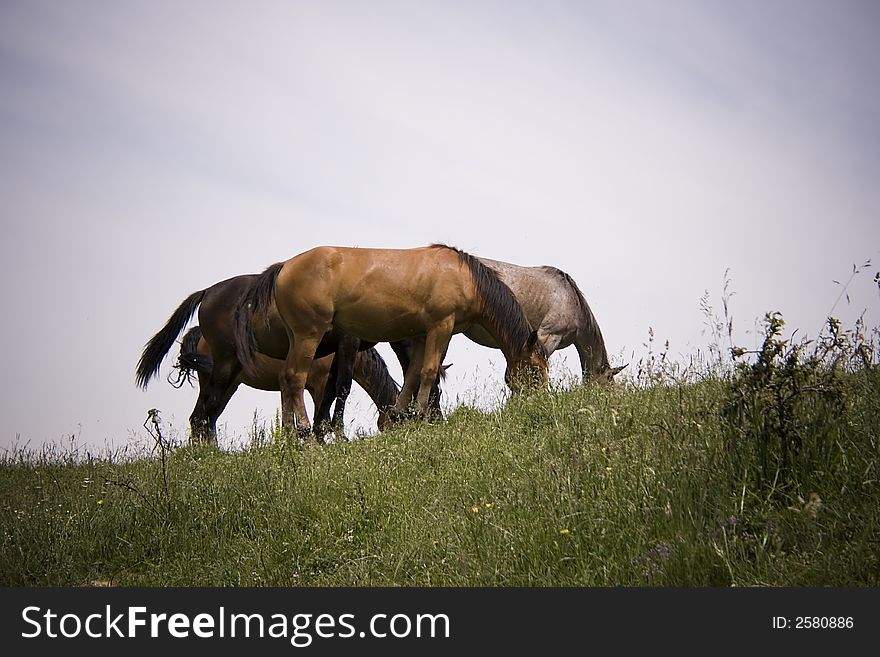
789 493 824 519
96 499 104 505
471 506 480 513
559 528 570 535
804 493 824 519
483 503 493 509
654 542 671 560
637 542 672 579
605 466 612 472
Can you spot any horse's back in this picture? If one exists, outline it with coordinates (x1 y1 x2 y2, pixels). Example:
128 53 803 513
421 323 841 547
279 245 468 296
282 245 456 280
274 245 476 342
200 273 290 360
465 258 588 351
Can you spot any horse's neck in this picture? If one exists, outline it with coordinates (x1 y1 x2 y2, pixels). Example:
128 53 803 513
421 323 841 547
586 339 611 374
577 319 611 375
356 352 399 408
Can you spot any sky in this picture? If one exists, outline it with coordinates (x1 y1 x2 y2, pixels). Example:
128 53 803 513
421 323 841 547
1 0 879 454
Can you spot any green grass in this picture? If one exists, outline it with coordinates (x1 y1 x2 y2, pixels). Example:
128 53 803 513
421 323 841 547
3 314 879 586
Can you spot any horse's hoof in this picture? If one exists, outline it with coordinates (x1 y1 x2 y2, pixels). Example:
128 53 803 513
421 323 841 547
388 408 408 424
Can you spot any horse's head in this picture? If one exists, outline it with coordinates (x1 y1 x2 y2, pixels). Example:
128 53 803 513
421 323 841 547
590 363 627 385
505 330 550 391
376 406 394 432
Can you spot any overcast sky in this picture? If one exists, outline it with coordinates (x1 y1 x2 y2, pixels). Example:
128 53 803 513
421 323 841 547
2 0 878 453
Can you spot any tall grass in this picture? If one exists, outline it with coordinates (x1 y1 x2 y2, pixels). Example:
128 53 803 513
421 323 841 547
2 307 878 586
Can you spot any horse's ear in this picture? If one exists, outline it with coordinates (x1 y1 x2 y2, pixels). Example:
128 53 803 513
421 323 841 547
609 364 627 377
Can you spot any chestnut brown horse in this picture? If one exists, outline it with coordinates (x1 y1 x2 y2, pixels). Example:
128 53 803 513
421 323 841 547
136 274 408 444
234 244 549 434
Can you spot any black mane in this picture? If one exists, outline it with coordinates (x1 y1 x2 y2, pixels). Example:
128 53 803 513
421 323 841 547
431 244 545 359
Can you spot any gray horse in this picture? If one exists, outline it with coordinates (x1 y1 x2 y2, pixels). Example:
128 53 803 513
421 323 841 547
463 258 624 382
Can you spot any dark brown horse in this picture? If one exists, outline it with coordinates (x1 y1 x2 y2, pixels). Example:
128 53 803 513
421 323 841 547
136 274 409 444
234 244 549 434
173 325 401 438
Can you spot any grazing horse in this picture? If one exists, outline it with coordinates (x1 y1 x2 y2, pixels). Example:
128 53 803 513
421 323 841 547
173 326 400 438
234 244 549 434
467 258 625 382
136 274 405 444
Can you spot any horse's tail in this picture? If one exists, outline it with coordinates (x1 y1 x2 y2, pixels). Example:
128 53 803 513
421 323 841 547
168 326 213 388
179 325 204 363
234 261 283 377
136 289 206 389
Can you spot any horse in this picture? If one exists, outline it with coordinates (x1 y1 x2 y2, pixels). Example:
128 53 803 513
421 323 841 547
467 258 625 382
234 244 550 435
136 274 411 444
173 325 401 438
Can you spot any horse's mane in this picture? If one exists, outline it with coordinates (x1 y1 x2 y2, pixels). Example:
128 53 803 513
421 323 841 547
356 346 400 411
541 265 610 369
431 244 545 359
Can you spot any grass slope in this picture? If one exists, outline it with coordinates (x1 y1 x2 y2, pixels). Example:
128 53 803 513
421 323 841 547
3 322 878 586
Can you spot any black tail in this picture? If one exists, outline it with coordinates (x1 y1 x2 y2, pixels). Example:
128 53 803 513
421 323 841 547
179 325 204 362
136 289 206 389
234 261 284 377
168 326 213 388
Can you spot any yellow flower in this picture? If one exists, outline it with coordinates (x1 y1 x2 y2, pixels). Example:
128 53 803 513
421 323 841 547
471 506 480 513
484 503 493 509
559 528 570 535
96 499 104 505
605 466 612 472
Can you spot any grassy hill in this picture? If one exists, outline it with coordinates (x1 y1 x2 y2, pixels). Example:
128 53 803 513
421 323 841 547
2 315 879 586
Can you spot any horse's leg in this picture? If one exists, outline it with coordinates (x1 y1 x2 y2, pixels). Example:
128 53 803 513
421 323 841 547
190 368 227 446
280 331 325 439
189 370 214 446
391 337 445 420
426 343 449 420
389 339 413 376
202 381 240 446
312 354 338 443
572 334 596 383
414 318 455 417
195 359 242 447
328 334 359 440
393 337 425 419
